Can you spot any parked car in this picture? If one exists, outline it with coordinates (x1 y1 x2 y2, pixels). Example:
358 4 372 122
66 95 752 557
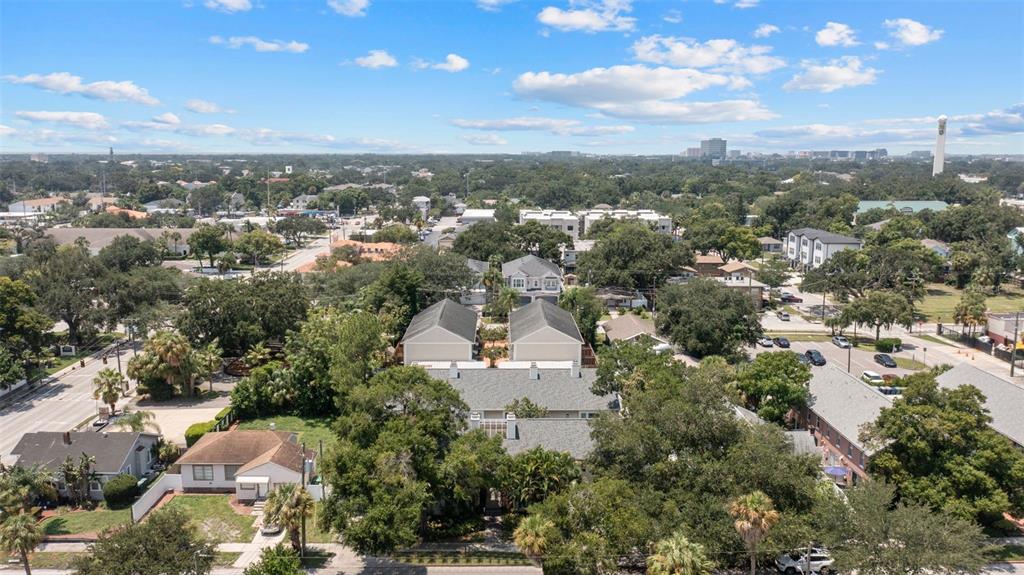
792 351 810 365
776 311 791 321
873 353 897 368
773 337 791 348
776 548 835 575
805 349 827 366
260 522 282 536
758 336 774 347
781 294 803 303
831 335 852 349
861 370 885 385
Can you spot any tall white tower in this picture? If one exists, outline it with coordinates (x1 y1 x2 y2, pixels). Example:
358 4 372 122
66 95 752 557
932 115 947 176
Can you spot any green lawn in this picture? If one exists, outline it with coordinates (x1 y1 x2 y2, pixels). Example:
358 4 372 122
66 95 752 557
0 551 88 569
305 504 338 544
918 283 1024 322
40 505 131 535
894 356 928 370
43 333 125 375
915 334 955 346
763 332 831 342
987 544 1024 562
237 416 335 449
214 552 242 567
161 495 255 544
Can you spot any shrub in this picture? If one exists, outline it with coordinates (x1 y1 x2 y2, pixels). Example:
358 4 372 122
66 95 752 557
185 421 216 447
158 441 180 464
480 326 507 342
102 473 139 508
875 338 903 353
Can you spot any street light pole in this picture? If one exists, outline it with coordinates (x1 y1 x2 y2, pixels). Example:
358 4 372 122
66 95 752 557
1011 312 1020 377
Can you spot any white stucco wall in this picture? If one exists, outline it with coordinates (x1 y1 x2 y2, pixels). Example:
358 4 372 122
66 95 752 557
404 342 472 365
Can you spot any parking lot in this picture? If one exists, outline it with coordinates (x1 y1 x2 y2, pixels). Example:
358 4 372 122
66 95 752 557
750 338 920 381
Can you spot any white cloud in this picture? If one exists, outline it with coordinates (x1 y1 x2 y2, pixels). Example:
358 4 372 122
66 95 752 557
152 112 181 125
537 0 636 33
181 123 235 136
956 104 1024 136
354 50 398 69
815 22 859 47
874 41 890 50
416 54 470 72
451 116 634 136
4 72 159 105
461 134 508 145
185 99 226 114
734 0 759 8
754 123 932 144
327 0 369 16
204 0 251 12
631 35 785 74
514 65 775 123
0 125 15 136
8 129 117 147
783 57 878 93
209 35 309 53
16 111 109 130
753 24 779 38
882 18 943 47
662 9 682 24
477 0 516 11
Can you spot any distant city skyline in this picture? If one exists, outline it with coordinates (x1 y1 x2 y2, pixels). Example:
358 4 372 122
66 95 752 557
1 0 1022 155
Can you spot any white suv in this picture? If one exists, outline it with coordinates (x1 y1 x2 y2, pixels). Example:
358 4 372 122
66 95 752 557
776 548 835 574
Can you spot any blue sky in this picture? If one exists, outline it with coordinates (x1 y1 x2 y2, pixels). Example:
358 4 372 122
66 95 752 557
1 0 1022 155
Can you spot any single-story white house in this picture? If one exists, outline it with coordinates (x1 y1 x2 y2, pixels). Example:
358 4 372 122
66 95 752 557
176 430 313 501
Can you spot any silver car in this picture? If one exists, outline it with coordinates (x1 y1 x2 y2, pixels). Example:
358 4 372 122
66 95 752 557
776 548 835 574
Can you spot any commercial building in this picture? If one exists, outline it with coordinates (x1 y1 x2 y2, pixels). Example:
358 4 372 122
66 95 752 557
577 209 672 236
519 209 580 240
700 138 727 159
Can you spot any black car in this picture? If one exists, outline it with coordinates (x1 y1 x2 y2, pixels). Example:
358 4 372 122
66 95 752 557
874 353 898 368
805 349 827 366
772 337 791 348
792 351 810 365
781 294 803 303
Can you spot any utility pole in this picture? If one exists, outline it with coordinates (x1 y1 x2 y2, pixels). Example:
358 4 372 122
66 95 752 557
1011 312 1021 377
847 323 856 373
115 340 122 376
300 442 307 558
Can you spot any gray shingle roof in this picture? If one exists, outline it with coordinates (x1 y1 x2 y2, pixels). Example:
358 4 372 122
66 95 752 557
509 300 583 343
788 228 862 245
935 363 1024 448
807 366 891 455
466 258 490 275
602 314 659 343
425 368 617 412
11 432 155 474
402 299 478 343
503 419 595 460
502 254 561 278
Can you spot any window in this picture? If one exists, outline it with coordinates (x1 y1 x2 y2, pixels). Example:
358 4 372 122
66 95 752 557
89 480 101 491
847 444 853 457
567 225 574 231
512 278 525 288
192 465 214 481
544 278 558 290
239 483 255 491
835 436 842 450
224 465 242 481
579 412 598 419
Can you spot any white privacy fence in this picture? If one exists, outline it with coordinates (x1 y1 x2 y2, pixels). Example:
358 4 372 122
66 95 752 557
131 473 182 522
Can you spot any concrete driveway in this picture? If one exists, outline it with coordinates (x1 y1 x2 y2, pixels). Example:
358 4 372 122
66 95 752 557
135 378 234 446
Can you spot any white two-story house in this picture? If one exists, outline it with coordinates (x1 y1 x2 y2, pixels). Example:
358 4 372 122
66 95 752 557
502 255 563 304
785 228 862 270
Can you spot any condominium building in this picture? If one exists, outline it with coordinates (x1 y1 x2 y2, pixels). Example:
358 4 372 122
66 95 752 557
519 209 581 240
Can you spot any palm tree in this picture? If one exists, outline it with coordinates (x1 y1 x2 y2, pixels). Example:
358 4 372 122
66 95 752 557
263 483 313 552
56 457 81 507
191 342 222 393
512 515 556 565
729 491 780 575
114 409 160 434
647 532 714 575
493 287 520 322
0 465 56 516
92 368 125 416
0 510 42 575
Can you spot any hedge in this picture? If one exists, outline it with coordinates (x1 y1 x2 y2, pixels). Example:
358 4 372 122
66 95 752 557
185 421 216 447
875 338 903 353
102 473 140 508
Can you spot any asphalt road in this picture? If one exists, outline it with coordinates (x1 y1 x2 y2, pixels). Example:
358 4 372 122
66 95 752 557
750 339 918 380
0 344 134 458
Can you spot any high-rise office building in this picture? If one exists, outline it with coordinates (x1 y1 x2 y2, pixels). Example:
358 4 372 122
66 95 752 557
700 138 727 158
932 115 947 176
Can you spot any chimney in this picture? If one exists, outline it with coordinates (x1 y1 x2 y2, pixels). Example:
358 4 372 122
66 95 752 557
469 412 481 430
62 432 71 446
449 361 460 380
529 362 539 380
505 413 518 440
570 361 580 378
